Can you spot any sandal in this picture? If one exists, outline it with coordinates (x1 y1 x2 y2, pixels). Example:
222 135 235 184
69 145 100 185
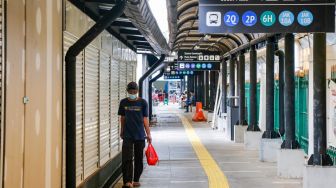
133 182 141 187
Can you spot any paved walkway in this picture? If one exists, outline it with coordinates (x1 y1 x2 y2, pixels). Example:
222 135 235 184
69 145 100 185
113 104 302 188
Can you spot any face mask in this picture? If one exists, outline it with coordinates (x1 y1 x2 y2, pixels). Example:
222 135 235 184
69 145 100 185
129 94 137 100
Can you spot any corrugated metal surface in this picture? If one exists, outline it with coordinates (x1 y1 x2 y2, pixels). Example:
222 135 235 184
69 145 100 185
99 52 111 165
84 45 99 178
110 58 120 155
63 32 85 185
119 61 127 100
0 1 4 187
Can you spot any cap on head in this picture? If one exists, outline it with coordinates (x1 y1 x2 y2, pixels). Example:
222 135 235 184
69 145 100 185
127 82 138 91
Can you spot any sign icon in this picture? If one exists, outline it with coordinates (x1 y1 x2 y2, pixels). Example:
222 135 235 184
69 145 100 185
206 12 221 26
207 63 212 69
279 11 294 26
210 55 215 60
204 55 209 60
298 10 313 26
224 11 239 26
242 11 257 26
261 11 276 26
202 64 207 69
179 63 185 69
196 64 201 69
215 55 220 61
199 55 204 61
191 64 196 69
185 64 190 69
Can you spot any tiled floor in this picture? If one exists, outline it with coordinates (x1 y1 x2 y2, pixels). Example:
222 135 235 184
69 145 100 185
113 104 302 188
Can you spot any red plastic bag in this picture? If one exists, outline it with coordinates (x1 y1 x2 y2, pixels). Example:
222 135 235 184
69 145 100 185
145 144 159 166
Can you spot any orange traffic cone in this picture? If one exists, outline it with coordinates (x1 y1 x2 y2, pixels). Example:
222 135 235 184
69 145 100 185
192 102 207 122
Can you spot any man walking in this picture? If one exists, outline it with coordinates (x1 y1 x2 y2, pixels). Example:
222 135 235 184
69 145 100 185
118 82 152 188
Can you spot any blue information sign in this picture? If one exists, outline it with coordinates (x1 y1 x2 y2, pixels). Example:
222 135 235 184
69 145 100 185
242 11 257 27
224 11 239 26
298 10 314 26
279 11 295 26
198 0 335 33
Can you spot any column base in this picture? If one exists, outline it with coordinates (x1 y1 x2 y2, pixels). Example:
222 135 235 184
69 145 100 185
303 166 336 188
259 138 282 162
281 140 300 149
262 130 281 139
234 125 247 143
308 154 333 166
277 149 305 178
246 124 261 131
244 131 262 150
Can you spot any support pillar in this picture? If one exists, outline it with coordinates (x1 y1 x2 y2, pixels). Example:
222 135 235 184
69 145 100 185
262 37 280 139
205 71 210 110
303 33 335 188
210 71 218 111
277 34 304 178
238 52 247 125
281 33 300 149
247 46 261 131
229 57 235 106
222 60 227 113
307 33 333 166
245 46 262 150
275 46 285 136
260 37 281 162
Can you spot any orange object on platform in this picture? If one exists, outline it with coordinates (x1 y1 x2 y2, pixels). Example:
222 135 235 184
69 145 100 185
192 102 207 122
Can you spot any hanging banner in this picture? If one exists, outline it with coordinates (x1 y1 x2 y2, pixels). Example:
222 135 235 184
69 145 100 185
199 0 335 33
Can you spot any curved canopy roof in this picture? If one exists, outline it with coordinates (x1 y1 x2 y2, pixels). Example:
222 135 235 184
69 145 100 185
167 0 267 55
69 0 170 55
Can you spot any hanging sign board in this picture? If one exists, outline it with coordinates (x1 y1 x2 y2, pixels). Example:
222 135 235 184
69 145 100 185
177 50 221 71
199 0 335 33
164 75 184 80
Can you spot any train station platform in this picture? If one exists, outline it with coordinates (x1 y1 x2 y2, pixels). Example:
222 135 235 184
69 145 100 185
113 104 302 188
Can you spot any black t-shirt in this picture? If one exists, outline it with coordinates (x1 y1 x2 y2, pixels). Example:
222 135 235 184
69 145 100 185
118 98 148 141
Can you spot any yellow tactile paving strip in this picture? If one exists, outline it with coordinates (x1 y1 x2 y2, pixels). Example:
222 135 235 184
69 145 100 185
177 114 230 188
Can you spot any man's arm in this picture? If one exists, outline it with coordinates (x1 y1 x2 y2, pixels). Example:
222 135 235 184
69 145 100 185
144 117 152 143
120 116 125 139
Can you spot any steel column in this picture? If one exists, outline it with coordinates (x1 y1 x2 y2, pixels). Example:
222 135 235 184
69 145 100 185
275 47 285 136
247 46 261 131
205 71 210 110
229 57 235 106
238 53 247 125
262 37 280 139
308 33 333 166
280 34 300 149
222 60 228 113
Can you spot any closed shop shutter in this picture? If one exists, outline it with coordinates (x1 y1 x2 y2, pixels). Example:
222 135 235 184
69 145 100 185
99 52 111 165
0 0 4 186
110 58 119 155
119 61 127 100
63 32 85 185
84 45 99 178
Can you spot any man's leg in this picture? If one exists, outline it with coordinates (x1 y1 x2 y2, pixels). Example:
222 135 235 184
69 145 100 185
122 140 134 185
133 141 146 183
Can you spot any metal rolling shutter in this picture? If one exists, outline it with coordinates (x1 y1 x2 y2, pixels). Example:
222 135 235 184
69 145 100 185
63 32 85 185
0 1 4 186
127 63 133 83
110 58 120 155
84 45 99 178
119 61 127 100
99 52 111 165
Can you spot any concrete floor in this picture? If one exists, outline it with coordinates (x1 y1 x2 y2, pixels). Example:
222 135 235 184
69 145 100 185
113 104 302 188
